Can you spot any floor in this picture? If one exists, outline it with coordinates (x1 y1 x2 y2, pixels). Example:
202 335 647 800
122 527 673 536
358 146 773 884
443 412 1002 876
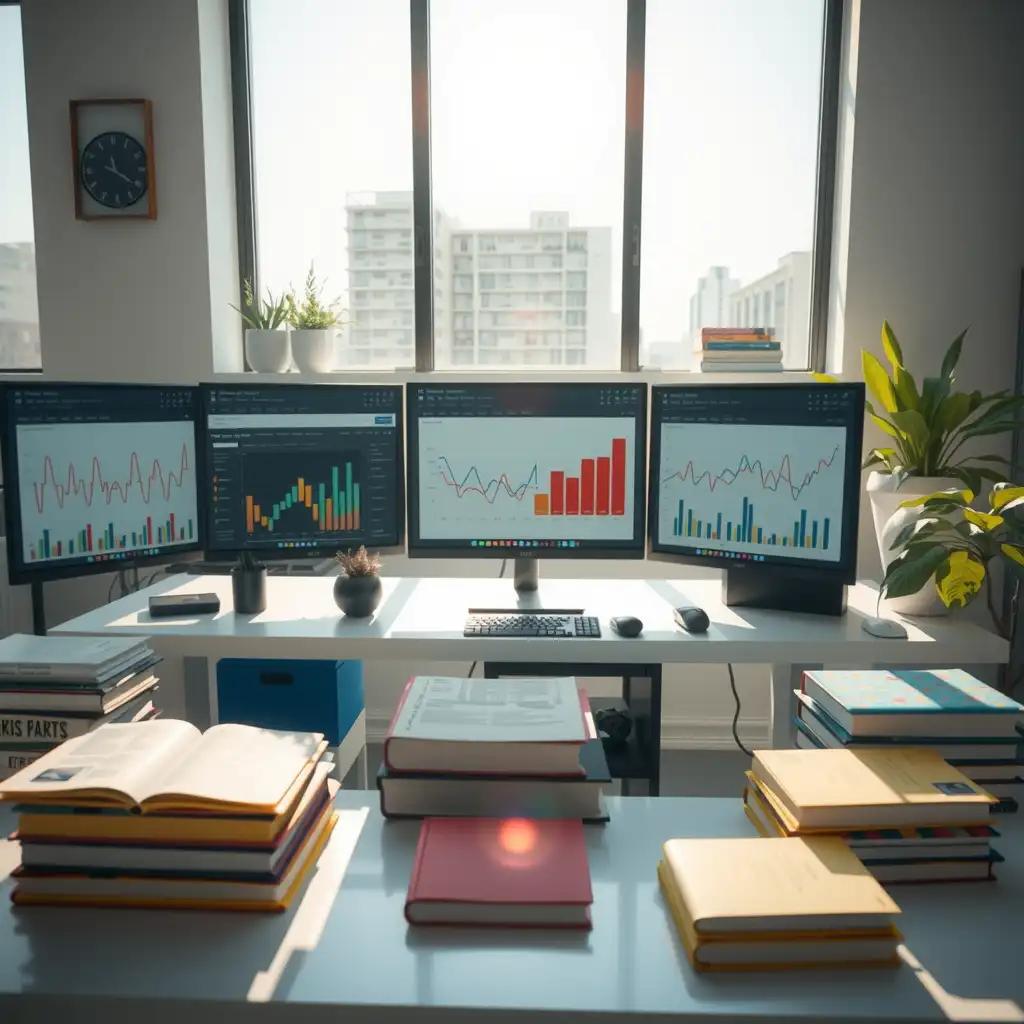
356 743 750 798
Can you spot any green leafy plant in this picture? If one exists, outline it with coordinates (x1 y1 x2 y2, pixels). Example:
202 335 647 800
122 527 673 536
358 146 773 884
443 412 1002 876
335 545 381 577
286 264 344 330
880 482 1024 639
842 321 1024 495
230 279 289 330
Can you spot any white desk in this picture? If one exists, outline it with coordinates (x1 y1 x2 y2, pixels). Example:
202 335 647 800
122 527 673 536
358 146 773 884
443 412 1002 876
2 792 1022 1024
51 574 1008 754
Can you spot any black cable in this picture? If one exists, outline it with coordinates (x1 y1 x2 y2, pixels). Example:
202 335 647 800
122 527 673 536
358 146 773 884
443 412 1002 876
468 559 509 679
727 662 753 757
107 574 119 604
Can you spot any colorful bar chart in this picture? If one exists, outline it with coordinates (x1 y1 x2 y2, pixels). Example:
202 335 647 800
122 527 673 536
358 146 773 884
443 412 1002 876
29 514 195 561
532 437 627 517
245 462 361 534
671 496 830 551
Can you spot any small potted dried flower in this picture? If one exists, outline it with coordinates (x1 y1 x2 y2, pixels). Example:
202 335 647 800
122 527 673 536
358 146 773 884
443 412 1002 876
333 545 382 618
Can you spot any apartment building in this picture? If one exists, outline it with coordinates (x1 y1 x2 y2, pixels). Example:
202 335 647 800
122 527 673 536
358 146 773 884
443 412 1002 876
0 243 40 369
729 251 812 365
687 266 739 347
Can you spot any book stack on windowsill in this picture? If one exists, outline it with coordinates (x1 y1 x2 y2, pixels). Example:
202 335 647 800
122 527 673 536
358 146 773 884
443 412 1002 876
744 746 1002 884
793 668 1024 811
0 720 335 911
377 675 611 821
0 634 163 782
699 327 783 373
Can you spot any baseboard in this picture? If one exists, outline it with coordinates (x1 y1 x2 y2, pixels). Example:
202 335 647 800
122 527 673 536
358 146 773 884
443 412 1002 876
365 713 770 752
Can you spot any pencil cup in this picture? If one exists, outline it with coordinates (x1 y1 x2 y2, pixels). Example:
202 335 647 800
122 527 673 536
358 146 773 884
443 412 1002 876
231 566 267 615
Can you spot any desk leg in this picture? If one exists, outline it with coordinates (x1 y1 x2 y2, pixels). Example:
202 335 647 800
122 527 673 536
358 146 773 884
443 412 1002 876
622 665 662 797
183 656 217 729
768 663 818 748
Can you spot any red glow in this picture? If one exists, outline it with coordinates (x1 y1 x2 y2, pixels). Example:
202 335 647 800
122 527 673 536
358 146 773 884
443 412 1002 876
498 818 538 856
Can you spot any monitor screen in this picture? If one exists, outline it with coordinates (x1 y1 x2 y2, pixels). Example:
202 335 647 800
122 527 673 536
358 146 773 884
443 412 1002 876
648 383 865 579
201 383 404 557
0 383 203 585
406 382 647 558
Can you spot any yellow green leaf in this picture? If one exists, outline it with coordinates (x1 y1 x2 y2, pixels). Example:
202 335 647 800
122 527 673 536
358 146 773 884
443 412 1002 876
899 488 973 508
862 350 898 412
935 551 985 608
1001 544 1024 568
991 486 1024 510
881 321 904 370
962 508 1004 531
811 373 838 383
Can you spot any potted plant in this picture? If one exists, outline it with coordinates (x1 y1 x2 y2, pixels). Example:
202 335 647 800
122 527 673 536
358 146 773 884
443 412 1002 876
880 482 1024 642
286 264 345 373
333 545 383 618
231 279 291 373
844 321 1024 613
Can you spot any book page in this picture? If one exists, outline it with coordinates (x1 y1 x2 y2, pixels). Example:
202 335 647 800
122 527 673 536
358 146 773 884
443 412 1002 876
393 676 586 743
144 724 324 808
0 720 200 804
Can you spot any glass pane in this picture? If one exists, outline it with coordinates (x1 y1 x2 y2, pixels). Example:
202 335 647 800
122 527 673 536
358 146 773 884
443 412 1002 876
431 0 626 370
0 6 41 371
641 0 824 371
250 0 413 370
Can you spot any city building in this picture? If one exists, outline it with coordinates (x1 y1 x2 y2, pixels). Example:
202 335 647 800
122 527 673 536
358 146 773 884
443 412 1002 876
643 339 692 371
687 266 739 347
344 196 615 368
0 243 40 369
729 251 812 365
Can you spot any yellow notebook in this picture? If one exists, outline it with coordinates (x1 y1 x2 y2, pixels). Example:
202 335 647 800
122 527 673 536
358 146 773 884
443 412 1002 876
657 860 902 973
752 747 995 831
0 720 327 816
660 834 900 936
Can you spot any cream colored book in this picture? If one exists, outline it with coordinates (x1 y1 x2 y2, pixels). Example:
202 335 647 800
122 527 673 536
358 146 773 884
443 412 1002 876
0 719 327 815
660 835 900 938
752 747 996 831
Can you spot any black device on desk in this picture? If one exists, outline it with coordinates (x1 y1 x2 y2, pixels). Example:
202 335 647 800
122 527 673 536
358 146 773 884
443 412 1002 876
406 381 648 599
149 592 221 617
647 382 865 616
464 609 601 638
673 606 709 634
610 615 643 637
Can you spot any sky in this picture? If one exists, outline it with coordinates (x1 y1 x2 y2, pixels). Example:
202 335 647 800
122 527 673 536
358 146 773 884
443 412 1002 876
2 1 824 350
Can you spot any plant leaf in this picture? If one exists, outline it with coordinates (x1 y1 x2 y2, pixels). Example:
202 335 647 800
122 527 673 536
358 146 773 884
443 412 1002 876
893 366 919 409
992 486 1024 510
933 392 974 434
962 508 1004 531
882 544 951 599
888 517 944 550
889 408 929 446
862 350 898 413
940 327 969 380
919 376 950 425
880 320 904 371
899 488 973 508
1001 544 1024 568
869 413 901 438
934 550 985 608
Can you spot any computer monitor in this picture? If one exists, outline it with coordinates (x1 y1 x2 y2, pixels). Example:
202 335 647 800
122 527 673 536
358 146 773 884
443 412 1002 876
0 382 204 586
648 382 865 616
406 382 648 591
200 383 404 559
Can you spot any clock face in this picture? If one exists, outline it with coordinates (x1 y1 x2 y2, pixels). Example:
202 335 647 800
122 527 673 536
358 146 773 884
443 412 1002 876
80 131 148 210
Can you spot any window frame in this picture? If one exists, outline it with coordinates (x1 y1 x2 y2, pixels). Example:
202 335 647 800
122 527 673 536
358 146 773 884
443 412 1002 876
231 0 843 376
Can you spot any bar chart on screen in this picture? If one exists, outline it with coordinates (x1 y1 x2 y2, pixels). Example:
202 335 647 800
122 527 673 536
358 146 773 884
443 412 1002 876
418 417 636 540
15 420 199 564
657 422 847 563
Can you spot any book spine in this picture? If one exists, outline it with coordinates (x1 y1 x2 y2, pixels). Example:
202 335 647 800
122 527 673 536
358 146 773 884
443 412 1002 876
0 714 91 744
404 819 432 923
383 675 417 770
703 342 781 351
702 328 774 339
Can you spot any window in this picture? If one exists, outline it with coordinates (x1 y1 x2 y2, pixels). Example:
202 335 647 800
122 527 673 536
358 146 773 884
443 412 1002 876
566 310 587 327
566 272 587 290
0 6 40 370
430 0 625 369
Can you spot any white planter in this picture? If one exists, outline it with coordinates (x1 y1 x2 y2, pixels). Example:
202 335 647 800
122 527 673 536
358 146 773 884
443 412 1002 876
290 329 336 373
867 471 958 617
244 329 291 373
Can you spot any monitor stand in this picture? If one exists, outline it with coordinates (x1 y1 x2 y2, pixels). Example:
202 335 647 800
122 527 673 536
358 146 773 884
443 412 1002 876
513 556 539 594
722 564 847 617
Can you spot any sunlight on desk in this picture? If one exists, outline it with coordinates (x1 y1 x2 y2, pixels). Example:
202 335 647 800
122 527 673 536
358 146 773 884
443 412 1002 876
247 805 370 1003
900 945 1024 1022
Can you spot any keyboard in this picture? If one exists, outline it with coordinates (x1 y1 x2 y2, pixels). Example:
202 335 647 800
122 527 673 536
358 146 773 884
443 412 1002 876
463 613 601 638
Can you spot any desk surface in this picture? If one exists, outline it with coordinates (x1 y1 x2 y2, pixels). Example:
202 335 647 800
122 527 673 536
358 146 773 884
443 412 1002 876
51 574 1008 666
1 793 1021 1024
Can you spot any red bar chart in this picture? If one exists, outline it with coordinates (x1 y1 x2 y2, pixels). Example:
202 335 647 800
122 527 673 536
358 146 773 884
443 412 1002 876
533 438 627 517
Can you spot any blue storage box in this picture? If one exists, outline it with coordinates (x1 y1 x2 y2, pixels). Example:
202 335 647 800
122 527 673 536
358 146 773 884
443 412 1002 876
216 659 364 746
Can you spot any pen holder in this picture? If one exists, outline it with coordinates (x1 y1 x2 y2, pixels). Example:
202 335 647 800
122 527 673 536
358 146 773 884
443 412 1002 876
231 565 267 615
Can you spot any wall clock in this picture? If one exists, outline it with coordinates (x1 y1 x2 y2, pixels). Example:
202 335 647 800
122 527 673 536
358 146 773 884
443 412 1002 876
70 99 157 221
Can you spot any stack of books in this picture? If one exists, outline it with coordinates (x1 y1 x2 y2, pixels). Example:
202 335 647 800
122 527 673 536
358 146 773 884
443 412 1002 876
699 327 783 373
0 634 162 781
794 668 1023 811
658 834 903 971
378 676 610 821
744 746 1002 883
0 719 335 910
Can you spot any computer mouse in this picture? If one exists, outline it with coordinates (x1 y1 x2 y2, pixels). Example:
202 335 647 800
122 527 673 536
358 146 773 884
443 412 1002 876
861 616 908 639
674 606 710 634
610 615 644 638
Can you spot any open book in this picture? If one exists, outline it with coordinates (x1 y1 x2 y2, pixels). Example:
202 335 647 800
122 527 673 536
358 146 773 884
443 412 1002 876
0 720 327 815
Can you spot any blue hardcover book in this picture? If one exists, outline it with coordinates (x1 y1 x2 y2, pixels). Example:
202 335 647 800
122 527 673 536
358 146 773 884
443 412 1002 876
802 669 1023 739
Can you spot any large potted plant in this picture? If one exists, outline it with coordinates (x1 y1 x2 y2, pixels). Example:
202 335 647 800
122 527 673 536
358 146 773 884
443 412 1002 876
881 482 1024 643
286 264 344 373
854 321 1023 613
231 279 291 373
